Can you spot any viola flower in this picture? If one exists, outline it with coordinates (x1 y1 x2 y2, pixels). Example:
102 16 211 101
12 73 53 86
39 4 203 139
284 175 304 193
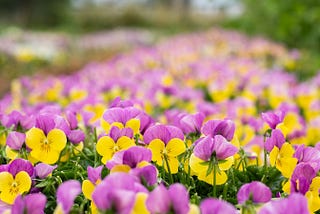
265 129 285 152
82 166 103 214
270 142 297 178
6 131 25 150
25 127 67 164
146 183 190 214
189 135 238 185
200 198 237 214
259 193 309 214
101 107 142 135
34 163 57 179
12 193 47 214
144 124 186 174
0 171 31 204
261 110 285 129
202 119 235 141
54 180 81 214
237 181 272 204
294 145 320 172
106 146 158 186
178 112 205 135
92 173 146 214
96 127 135 164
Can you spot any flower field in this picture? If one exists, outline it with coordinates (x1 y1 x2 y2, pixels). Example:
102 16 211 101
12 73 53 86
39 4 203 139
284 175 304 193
0 28 320 213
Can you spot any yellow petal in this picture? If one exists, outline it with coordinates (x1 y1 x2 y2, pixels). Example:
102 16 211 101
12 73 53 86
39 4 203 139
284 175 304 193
188 204 200 214
306 191 320 213
126 118 140 135
277 157 297 178
279 143 295 158
166 138 186 157
26 127 46 150
117 136 135 151
131 192 150 214
30 149 60 164
269 146 279 167
0 189 17 204
148 139 165 164
101 120 111 133
47 129 67 152
165 157 179 174
82 180 95 200
310 177 320 193
282 180 290 194
112 122 124 129
218 156 234 171
0 172 13 191
96 136 115 163
198 169 228 185
15 171 31 193
110 164 131 173
189 154 208 174
5 146 18 160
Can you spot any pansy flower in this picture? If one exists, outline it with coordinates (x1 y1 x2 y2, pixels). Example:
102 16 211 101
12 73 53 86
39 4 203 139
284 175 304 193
144 124 186 174
189 135 238 185
96 126 135 164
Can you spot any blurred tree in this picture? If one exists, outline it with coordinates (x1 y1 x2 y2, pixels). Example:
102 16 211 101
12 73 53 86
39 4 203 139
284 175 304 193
227 0 320 51
0 0 71 28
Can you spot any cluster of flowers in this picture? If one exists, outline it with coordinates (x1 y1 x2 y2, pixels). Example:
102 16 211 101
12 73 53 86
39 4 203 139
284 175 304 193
0 28 319 213
0 28 153 63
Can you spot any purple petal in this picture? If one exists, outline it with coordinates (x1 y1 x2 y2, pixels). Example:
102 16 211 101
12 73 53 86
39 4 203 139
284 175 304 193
179 112 205 134
8 159 34 177
57 180 81 213
25 193 47 214
143 124 184 145
123 146 152 168
109 126 133 141
6 131 25 150
132 165 158 186
168 184 190 214
106 151 125 170
12 195 24 214
193 136 215 161
261 111 284 129
259 193 309 214
87 166 103 184
35 163 57 179
265 129 285 152
291 163 315 194
65 110 78 130
35 114 55 135
202 120 235 141
146 184 170 214
213 135 238 160
54 116 71 135
237 181 272 204
200 198 237 214
68 130 85 144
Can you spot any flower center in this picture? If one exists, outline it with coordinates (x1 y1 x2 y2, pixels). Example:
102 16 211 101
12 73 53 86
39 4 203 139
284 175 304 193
9 181 19 195
41 138 51 152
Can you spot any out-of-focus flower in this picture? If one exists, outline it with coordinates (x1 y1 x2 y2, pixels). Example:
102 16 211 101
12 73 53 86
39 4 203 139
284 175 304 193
146 183 190 214
12 193 46 214
200 198 237 214
237 181 272 204
202 119 235 141
54 180 81 214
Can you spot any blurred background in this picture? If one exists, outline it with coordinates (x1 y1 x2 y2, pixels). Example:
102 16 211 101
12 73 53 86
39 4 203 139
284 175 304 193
0 0 319 96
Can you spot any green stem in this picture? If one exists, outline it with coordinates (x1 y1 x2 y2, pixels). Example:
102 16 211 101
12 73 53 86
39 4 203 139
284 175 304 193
213 164 217 197
164 154 174 184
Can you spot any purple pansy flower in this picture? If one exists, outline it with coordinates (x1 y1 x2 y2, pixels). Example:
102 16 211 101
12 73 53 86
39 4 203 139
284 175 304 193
6 131 25 150
143 124 184 145
261 110 285 129
12 193 46 214
237 181 272 204
146 183 190 214
8 159 34 177
202 119 235 141
67 129 85 144
193 135 238 161
290 163 316 195
200 198 237 214
179 112 205 135
294 145 320 172
34 163 57 179
56 180 81 213
265 129 285 152
259 193 309 214
87 166 103 184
